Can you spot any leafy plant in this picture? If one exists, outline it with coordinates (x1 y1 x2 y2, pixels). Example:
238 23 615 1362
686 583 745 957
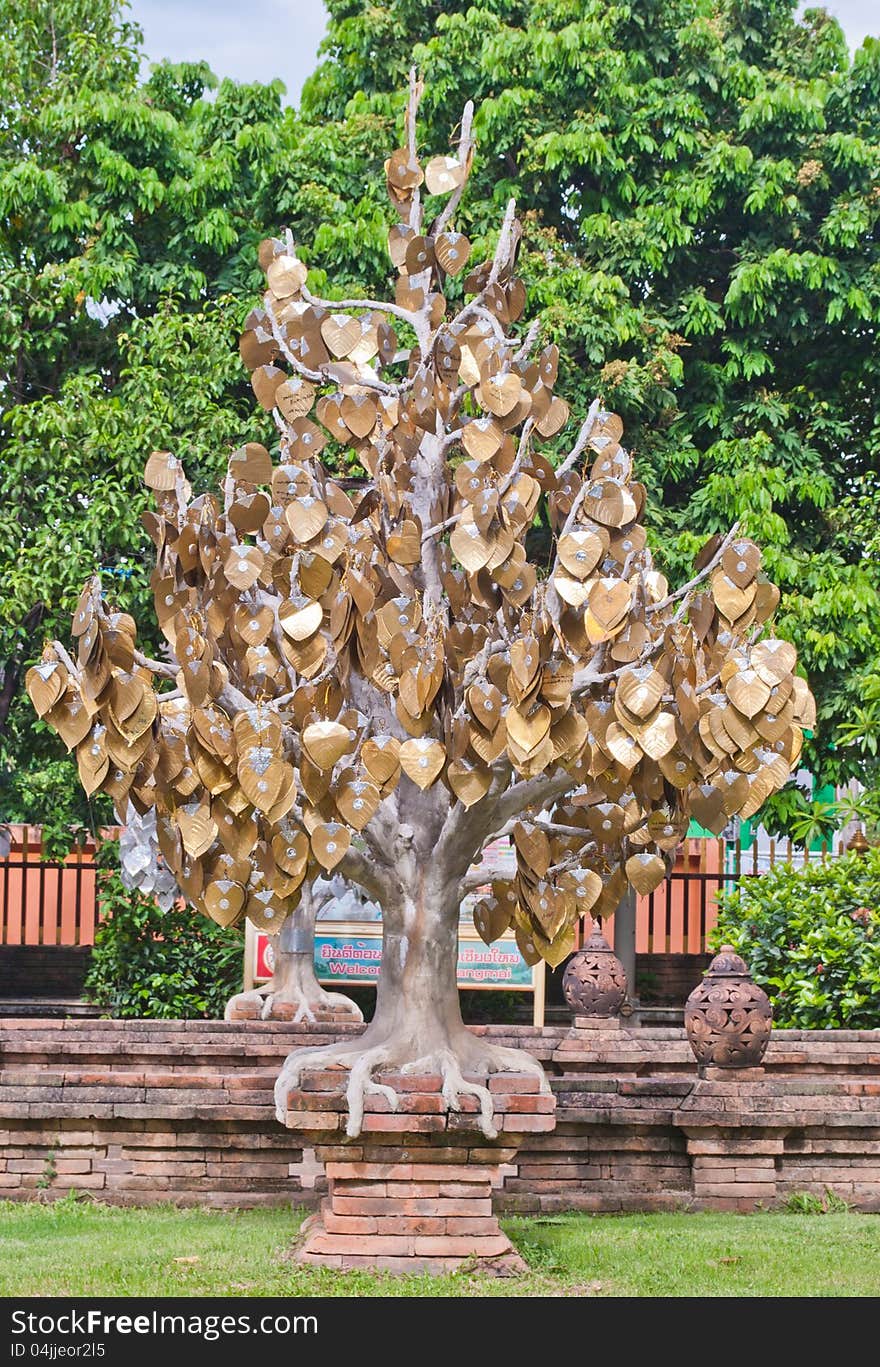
84 841 244 1018
35 1148 57 1190
786 1188 851 1214
715 849 880 1028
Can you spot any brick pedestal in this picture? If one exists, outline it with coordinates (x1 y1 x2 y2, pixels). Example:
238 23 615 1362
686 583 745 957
684 1127 787 1210
281 1067 556 1273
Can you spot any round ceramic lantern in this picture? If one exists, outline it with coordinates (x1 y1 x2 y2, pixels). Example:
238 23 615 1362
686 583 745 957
562 929 627 1018
684 945 772 1068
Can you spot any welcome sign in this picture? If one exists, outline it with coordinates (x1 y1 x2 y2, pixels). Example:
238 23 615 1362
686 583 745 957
252 923 534 992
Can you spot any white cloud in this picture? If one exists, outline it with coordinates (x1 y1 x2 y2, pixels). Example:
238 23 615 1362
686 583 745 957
799 0 877 48
127 0 328 104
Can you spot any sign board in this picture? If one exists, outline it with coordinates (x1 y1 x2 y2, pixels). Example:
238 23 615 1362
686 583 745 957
250 922 534 991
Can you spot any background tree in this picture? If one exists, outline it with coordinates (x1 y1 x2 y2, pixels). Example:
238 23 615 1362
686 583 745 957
35 81 812 1135
4 1 878 853
0 0 289 847
298 0 880 809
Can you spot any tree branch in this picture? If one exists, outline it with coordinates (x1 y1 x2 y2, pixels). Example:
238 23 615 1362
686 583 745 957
432 98 475 238
489 768 579 830
336 843 398 906
300 285 419 329
0 603 45 735
556 397 602 477
645 521 740 615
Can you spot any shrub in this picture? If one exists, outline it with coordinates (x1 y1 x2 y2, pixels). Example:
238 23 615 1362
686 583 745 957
84 842 244 1019
714 849 880 1029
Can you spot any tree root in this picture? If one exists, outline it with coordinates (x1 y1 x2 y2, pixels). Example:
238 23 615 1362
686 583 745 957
225 984 363 1025
274 1030 550 1139
224 988 266 1021
436 1049 496 1138
274 1039 381 1124
477 1041 552 1096
290 989 364 1026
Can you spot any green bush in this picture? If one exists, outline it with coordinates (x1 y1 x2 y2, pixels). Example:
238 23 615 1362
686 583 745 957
84 843 244 1019
715 850 880 1029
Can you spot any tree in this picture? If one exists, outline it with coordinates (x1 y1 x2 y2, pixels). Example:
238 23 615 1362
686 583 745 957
0 0 289 843
298 0 880 801
224 874 368 1023
6 1 876 853
33 77 812 1135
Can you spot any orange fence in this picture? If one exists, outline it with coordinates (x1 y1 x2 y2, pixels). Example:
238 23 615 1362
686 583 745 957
0 827 851 953
0 827 99 947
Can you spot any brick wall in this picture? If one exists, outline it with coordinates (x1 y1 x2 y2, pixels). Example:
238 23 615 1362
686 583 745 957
1 1019 878 1213
634 953 712 1005
0 947 92 999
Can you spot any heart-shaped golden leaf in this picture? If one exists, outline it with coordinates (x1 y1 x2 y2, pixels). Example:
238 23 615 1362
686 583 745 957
625 852 666 896
399 737 446 789
311 822 351 871
302 720 351 770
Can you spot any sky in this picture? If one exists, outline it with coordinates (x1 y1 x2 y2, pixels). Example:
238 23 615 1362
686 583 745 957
127 1 878 105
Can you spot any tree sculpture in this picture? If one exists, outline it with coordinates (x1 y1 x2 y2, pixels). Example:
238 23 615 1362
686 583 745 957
30 75 814 1141
225 874 370 1023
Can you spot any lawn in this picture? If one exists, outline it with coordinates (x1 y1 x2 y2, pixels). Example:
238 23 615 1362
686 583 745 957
1 1198 878 1296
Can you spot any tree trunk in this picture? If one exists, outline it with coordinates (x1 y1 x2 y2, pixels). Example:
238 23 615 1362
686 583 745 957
0 602 45 735
356 862 468 1056
274 847 549 1136
226 882 362 1023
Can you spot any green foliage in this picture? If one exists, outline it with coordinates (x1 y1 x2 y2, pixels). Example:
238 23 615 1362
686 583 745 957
34 1147 58 1191
0 0 293 825
715 849 880 1027
0 756 112 860
84 841 243 1018
786 1187 851 1214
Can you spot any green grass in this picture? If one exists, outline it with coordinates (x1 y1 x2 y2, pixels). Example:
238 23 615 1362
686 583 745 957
1 1197 879 1296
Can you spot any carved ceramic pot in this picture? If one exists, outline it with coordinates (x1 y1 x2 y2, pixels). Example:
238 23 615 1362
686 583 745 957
684 945 772 1067
562 930 627 1017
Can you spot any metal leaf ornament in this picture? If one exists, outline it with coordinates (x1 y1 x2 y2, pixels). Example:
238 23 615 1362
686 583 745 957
31 75 815 966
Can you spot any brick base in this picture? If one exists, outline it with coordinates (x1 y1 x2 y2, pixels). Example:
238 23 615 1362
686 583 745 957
572 1015 622 1031
3 1021 879 1214
226 998 357 1025
284 1068 555 1273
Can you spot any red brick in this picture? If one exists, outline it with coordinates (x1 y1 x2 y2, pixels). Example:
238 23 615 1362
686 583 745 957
320 1211 379 1235
413 1235 508 1257
693 1182 777 1198
299 1069 354 1092
376 1073 443 1093
360 1114 445 1133
373 1216 448 1236
284 1091 346 1112
488 1075 542 1094
498 1114 556 1133
307 1233 414 1256
282 1111 341 1130
332 1196 493 1217
492 1094 556 1114
325 1160 406 1181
